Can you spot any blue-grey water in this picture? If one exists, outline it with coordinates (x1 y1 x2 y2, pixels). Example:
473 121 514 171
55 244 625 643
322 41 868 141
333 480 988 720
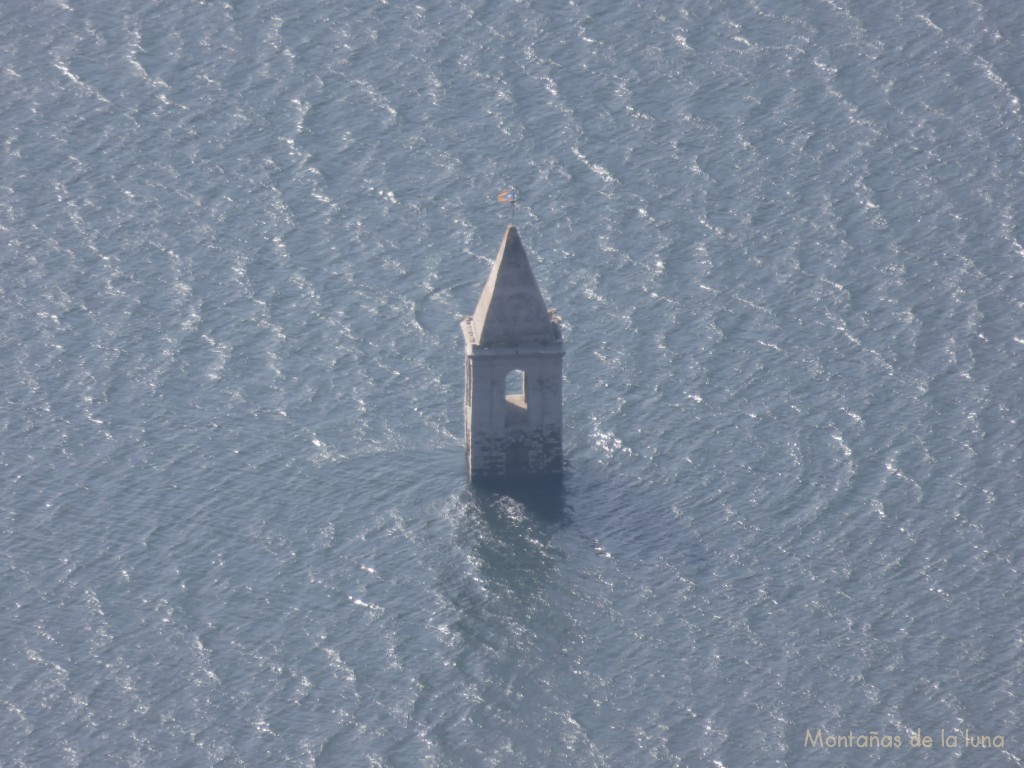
2 0 1023 765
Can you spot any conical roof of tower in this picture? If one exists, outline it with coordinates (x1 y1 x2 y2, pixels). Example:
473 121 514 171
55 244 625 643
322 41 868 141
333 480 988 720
471 226 556 346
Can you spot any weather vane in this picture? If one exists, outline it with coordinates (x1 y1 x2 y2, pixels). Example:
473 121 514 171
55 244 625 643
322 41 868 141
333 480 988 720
497 186 518 225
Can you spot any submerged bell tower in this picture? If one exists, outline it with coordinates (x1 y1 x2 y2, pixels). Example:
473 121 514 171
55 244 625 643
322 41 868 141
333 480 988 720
461 225 564 479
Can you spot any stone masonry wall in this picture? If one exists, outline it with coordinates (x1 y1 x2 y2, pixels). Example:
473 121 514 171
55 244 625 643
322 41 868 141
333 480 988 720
464 341 563 478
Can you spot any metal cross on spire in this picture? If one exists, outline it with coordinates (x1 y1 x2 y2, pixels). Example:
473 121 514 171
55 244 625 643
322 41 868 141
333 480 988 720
497 187 518 225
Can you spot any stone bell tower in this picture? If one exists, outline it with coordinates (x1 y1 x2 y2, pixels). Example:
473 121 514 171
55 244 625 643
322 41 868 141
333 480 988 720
461 225 564 479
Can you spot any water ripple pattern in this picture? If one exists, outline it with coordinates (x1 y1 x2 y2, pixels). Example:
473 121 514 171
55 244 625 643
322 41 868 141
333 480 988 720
1 0 1022 765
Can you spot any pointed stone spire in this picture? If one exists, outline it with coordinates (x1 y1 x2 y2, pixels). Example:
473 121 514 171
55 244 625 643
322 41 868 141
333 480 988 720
471 226 556 347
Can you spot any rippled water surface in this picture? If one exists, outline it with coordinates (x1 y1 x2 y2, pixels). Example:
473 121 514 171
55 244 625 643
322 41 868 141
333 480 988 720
2 0 1023 765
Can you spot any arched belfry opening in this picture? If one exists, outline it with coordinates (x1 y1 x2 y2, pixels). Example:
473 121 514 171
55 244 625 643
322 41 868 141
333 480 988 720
505 368 528 429
505 368 526 401
461 226 563 479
